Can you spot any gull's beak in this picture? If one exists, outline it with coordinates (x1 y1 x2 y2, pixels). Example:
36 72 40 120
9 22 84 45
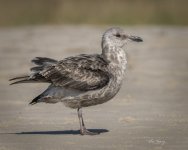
127 35 143 42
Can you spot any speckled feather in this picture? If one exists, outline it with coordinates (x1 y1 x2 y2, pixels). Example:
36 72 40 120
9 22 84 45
10 27 143 108
40 54 109 91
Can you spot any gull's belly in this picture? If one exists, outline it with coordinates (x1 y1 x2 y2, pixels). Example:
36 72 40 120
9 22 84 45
62 63 127 109
62 49 127 109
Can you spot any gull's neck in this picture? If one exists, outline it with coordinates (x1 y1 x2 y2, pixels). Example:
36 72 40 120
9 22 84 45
101 39 127 66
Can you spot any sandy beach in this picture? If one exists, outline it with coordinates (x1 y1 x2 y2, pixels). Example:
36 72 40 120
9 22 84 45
0 26 188 150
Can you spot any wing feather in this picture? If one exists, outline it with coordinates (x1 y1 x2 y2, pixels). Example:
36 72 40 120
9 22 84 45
10 54 109 91
40 54 109 91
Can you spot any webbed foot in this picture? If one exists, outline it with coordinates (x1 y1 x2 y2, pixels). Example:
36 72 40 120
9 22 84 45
80 128 100 135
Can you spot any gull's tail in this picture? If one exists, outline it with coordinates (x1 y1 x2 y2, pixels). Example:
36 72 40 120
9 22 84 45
29 94 43 105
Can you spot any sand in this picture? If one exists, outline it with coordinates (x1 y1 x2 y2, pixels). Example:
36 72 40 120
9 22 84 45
0 25 188 150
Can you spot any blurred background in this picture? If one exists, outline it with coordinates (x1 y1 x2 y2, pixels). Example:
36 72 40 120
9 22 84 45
0 0 188 27
0 0 188 150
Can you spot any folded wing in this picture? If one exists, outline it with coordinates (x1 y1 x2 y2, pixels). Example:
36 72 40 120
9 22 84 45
10 54 109 91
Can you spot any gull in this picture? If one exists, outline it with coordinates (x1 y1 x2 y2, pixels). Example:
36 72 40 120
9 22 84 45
10 27 143 135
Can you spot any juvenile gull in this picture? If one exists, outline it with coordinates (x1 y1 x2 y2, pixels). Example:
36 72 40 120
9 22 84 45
10 27 143 135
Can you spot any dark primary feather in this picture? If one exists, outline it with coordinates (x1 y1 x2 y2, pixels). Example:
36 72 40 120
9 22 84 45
9 57 57 85
10 54 109 91
9 75 30 85
9 74 48 85
9 75 29 81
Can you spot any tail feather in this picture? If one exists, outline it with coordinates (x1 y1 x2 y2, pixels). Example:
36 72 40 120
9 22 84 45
29 94 42 105
30 66 43 72
32 57 58 66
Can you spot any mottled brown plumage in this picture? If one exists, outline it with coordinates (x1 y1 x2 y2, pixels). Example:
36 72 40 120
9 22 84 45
10 27 143 135
40 54 109 91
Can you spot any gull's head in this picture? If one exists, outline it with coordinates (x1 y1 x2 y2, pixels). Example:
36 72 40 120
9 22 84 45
102 27 143 48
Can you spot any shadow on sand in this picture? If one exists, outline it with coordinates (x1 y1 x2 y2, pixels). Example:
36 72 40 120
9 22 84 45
15 129 109 135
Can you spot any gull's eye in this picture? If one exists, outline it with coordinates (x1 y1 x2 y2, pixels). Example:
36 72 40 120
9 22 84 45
115 33 121 38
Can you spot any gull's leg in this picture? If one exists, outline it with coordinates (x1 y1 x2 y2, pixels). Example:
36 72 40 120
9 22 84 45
77 108 84 133
77 108 99 135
